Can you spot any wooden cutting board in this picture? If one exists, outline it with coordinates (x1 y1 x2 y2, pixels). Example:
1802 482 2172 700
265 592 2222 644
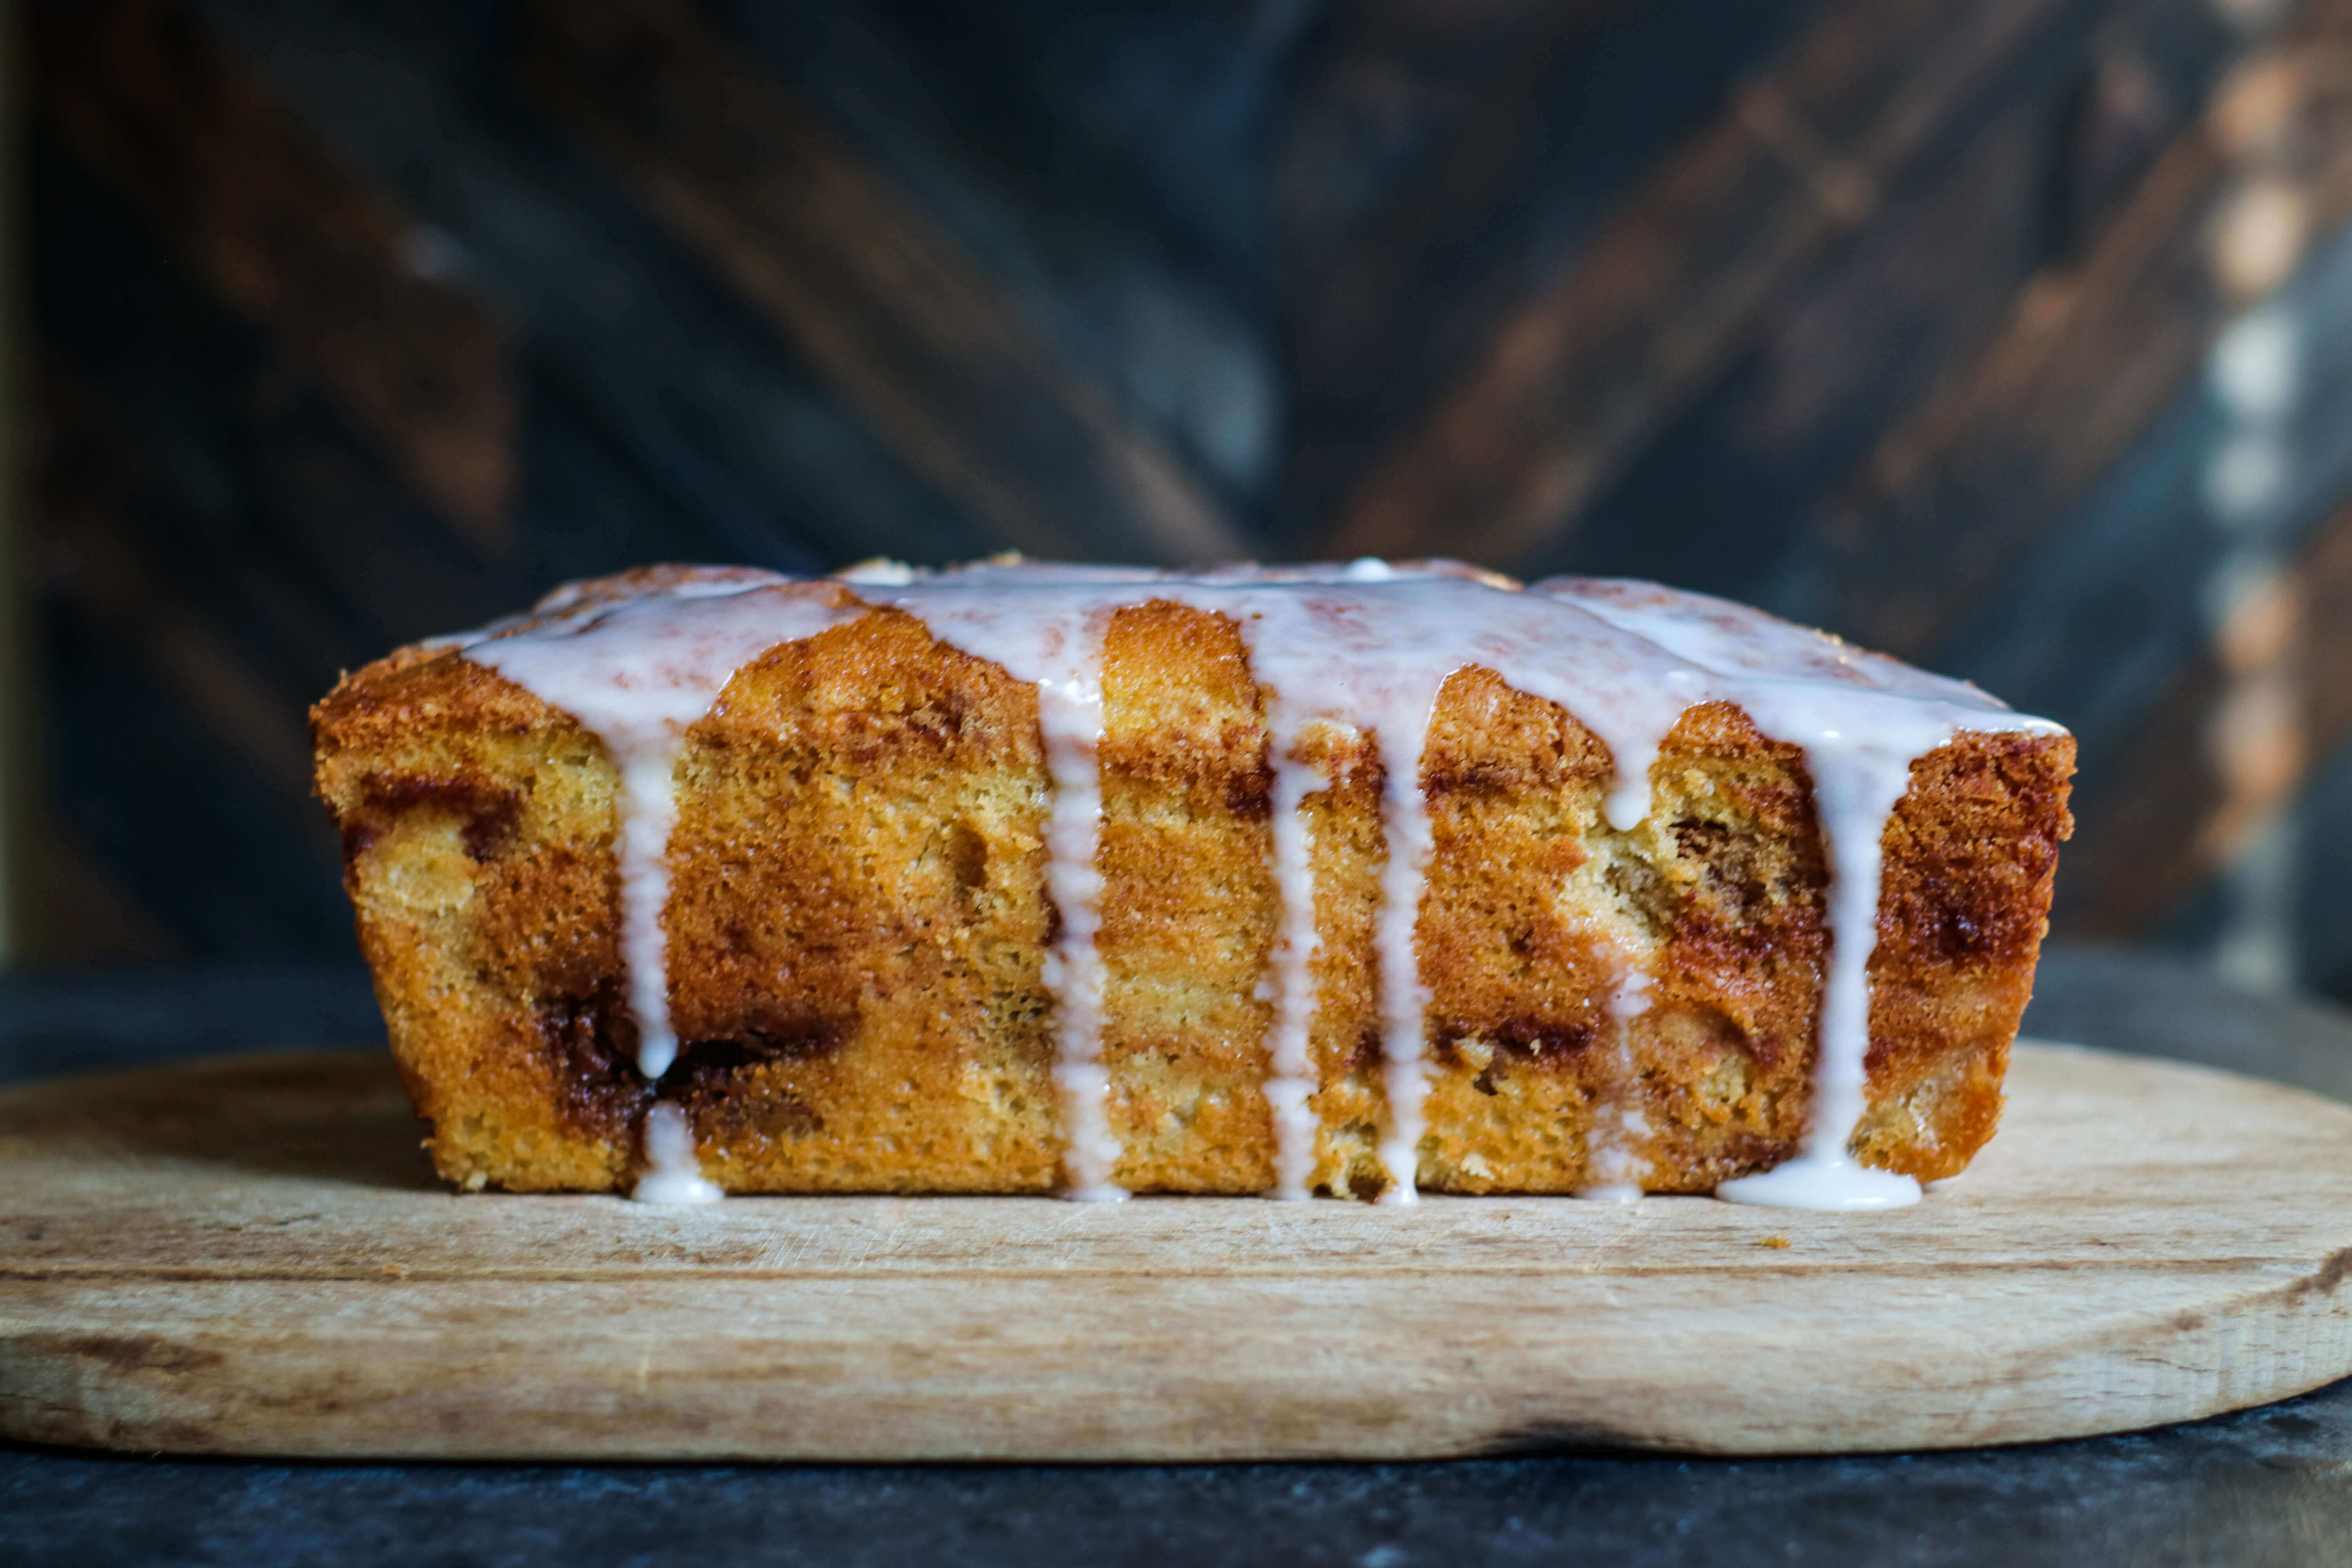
4 1041 2350 1462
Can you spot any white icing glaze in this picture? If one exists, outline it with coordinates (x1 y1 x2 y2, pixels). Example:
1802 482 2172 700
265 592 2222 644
440 558 2063 1210
1261 733 1325 1201
1174 577 1711 1200
464 572 864 1082
1576 965 1655 1203
861 576 1138 1200
856 560 1545 1201
1540 578 2063 1211
632 1102 722 1205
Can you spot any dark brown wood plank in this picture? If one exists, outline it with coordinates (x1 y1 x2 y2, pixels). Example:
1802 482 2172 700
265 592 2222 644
526 0 1247 568
1820 0 2352 659
1279 0 1768 539
1552 75 2075 592
34 0 516 553
1278 0 1623 348
30 363 316 805
1547 0 2242 595
1318 0 2113 567
0 0 34 961
2059 490 2352 938
29 352 364 960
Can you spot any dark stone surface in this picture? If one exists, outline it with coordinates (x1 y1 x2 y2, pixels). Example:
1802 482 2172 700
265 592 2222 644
4 944 2352 1566
5 1377 2352 1568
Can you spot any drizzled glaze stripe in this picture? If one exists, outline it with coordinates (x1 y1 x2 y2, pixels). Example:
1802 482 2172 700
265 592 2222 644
448 559 2063 1210
457 573 856 1202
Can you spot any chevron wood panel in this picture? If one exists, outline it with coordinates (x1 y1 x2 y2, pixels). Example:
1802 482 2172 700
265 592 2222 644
37 0 517 552
1318 0 2127 566
526 0 1246 567
21 0 2352 1009
1822 0 2352 661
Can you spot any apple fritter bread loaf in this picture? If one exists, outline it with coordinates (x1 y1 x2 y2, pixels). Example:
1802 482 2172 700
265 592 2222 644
311 562 2074 1207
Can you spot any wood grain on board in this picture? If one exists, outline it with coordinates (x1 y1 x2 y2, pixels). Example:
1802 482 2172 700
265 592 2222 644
3 1042 2348 1462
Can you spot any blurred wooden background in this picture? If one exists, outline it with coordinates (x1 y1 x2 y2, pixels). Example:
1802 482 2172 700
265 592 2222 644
15 0 2352 1003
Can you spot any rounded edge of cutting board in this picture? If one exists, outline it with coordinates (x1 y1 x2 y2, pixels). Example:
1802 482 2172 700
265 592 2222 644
3 1040 2350 1461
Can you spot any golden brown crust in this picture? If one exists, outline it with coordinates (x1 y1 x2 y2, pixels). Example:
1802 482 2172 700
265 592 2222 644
314 599 2074 1196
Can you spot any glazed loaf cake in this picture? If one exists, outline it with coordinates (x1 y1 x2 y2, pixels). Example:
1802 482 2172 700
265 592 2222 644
312 561 2074 1208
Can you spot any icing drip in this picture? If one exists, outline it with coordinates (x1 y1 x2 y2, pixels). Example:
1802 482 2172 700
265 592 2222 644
439 558 2062 1209
1706 721 1935 1212
467 575 862 1081
866 563 1504 1202
1198 579 1719 1200
1370 717 1438 1204
859 575 1150 1200
1577 966 1655 1203
1542 578 2062 1210
1261 740 1324 1201
633 1102 722 1205
1162 577 1580 1202
459 571 864 1205
1033 703 1124 1201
